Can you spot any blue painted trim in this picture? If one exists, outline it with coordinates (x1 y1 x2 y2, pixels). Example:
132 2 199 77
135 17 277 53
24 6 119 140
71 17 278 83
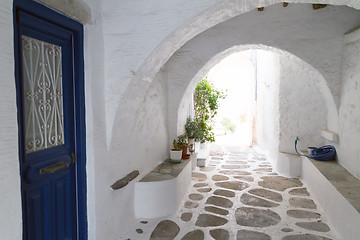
13 0 87 239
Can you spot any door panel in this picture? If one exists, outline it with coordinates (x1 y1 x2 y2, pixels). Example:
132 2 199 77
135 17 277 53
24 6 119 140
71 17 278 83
15 5 78 240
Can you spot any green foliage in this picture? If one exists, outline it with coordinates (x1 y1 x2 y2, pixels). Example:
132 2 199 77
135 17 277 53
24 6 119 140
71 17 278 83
193 76 226 143
172 139 181 151
177 134 188 146
185 116 199 139
221 117 236 132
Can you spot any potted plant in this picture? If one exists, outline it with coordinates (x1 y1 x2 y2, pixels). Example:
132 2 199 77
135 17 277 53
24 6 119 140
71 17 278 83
170 139 182 162
177 134 190 160
185 116 197 145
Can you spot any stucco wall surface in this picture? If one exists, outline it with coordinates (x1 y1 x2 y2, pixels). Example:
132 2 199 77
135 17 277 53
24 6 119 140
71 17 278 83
163 3 360 147
278 53 327 154
0 1 23 239
255 50 280 161
338 28 360 179
101 0 360 147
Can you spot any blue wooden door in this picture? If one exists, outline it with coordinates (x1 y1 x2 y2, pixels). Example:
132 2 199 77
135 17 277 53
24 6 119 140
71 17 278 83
14 1 86 239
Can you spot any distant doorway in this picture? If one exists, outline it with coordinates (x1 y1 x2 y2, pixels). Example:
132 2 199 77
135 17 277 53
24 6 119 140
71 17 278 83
208 51 256 146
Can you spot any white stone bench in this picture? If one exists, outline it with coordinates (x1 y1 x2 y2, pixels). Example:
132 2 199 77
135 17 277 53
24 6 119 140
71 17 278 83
134 159 191 218
301 155 360 240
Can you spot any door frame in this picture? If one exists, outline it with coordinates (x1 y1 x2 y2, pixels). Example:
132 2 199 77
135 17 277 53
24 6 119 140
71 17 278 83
13 0 87 239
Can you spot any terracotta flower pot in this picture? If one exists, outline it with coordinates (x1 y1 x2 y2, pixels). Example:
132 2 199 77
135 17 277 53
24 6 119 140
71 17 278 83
180 145 190 159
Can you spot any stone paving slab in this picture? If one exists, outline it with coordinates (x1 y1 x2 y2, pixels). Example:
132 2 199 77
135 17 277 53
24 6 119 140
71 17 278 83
127 144 338 240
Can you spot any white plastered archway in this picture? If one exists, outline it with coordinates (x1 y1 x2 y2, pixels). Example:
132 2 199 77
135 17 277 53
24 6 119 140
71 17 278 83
169 44 331 143
114 1 360 151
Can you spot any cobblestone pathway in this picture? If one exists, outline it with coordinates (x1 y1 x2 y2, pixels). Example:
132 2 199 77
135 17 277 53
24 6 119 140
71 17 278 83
129 143 338 240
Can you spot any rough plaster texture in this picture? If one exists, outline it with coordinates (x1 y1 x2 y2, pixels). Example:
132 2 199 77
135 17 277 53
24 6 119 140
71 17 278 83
278 53 327 154
2 1 360 240
338 28 360 179
0 1 22 239
164 3 360 144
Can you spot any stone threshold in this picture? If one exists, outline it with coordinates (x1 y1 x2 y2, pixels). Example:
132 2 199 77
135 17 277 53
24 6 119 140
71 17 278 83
307 158 360 213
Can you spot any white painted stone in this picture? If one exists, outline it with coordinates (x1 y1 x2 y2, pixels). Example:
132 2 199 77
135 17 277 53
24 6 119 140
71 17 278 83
0 1 23 239
276 152 302 177
197 148 210 167
338 27 360 179
2 1 360 239
134 160 191 218
321 129 339 143
301 156 360 240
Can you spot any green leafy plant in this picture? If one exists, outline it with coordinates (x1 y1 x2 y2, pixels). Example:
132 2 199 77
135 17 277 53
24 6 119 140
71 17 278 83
193 76 226 143
177 134 188 146
172 139 181 151
221 117 236 132
185 116 199 139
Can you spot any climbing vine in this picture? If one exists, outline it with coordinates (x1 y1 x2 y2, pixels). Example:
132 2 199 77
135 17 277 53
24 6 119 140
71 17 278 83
194 76 226 143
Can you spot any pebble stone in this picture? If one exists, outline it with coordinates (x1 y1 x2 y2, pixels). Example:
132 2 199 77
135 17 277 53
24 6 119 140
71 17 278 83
221 165 250 169
199 166 216 172
289 197 317 209
282 234 332 240
212 174 229 181
259 176 303 191
226 160 247 164
140 221 148 224
206 196 233 208
233 175 254 182
240 193 280 208
193 183 208 188
215 181 250 191
210 229 229 240
204 206 229 216
289 188 310 196
219 170 252 175
136 228 143 234
189 193 204 201
192 172 207 181
213 189 235 198
195 214 228 227
248 188 283 202
143 147 335 240
150 220 180 240
181 229 204 240
287 210 320 219
184 201 199 209
197 187 212 193
295 222 330 232
181 212 192 222
235 207 281 227
237 230 271 240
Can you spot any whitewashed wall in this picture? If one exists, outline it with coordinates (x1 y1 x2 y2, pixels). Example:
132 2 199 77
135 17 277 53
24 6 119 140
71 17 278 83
254 50 280 161
338 28 360 179
0 1 22 239
2 1 360 240
278 53 327 154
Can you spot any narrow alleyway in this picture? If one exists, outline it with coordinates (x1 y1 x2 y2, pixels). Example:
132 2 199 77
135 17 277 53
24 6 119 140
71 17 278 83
128 141 338 240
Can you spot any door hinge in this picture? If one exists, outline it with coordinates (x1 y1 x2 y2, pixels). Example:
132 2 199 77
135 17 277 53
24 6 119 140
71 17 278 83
71 153 76 164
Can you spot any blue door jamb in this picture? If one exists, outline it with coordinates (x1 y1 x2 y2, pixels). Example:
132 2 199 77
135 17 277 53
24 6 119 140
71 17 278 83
13 0 88 239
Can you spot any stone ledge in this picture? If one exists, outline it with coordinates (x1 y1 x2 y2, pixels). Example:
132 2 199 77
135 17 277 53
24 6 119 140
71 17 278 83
111 170 139 190
307 158 360 213
140 159 190 182
134 159 192 218
301 155 360 240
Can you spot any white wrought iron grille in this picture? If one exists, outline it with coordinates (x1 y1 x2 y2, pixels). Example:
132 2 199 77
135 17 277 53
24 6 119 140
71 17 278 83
22 36 64 153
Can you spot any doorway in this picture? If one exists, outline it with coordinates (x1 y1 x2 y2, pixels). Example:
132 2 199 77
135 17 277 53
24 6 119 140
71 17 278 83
13 1 87 239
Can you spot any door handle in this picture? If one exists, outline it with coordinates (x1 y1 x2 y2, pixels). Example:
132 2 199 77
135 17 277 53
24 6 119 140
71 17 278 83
39 162 70 175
